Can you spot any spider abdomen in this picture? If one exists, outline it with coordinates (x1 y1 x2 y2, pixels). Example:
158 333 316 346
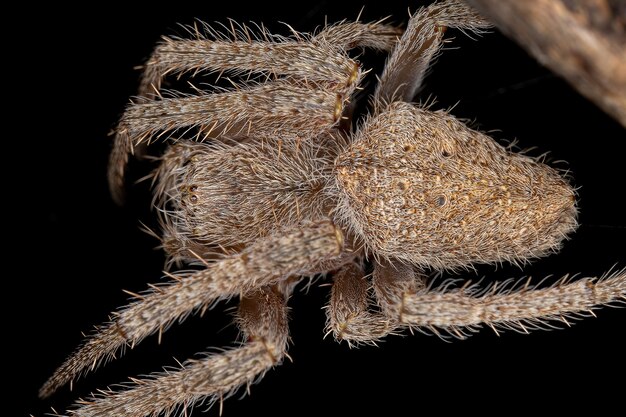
335 102 578 269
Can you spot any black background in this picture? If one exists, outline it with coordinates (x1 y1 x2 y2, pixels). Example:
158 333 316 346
12 1 625 416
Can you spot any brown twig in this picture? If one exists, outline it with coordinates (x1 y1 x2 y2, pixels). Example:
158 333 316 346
466 0 626 128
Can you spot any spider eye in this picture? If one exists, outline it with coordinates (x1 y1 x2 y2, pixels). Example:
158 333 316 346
436 195 446 207
442 150 451 157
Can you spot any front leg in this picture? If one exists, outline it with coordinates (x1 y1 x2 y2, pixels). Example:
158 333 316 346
109 79 345 203
373 262 626 338
68 286 290 417
325 261 397 346
40 220 344 399
374 0 491 104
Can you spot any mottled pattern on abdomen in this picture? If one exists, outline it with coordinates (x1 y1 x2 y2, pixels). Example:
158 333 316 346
335 102 577 269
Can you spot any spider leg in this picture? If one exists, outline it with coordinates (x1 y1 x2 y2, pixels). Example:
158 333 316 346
372 260 435 332
138 31 361 99
139 19 403 99
374 262 626 339
372 260 426 316
108 78 347 203
313 20 403 52
67 286 289 417
120 80 346 146
39 220 344 399
374 0 492 104
325 261 397 346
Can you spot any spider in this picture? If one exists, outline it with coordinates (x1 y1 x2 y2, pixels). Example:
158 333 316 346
40 1 625 415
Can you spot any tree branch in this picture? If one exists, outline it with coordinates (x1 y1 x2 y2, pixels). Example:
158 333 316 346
466 0 626 128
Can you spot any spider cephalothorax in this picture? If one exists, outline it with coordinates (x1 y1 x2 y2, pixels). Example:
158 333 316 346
40 1 625 416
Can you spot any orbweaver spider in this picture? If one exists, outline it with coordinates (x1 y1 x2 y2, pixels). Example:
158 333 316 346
40 1 625 415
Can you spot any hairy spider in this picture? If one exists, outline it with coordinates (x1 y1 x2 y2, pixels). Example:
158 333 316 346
40 1 625 415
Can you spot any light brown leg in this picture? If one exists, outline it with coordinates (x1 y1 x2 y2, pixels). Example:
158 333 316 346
375 0 491 104
325 262 396 346
40 220 344 399
122 80 346 145
372 260 425 319
67 286 289 417
138 31 360 99
108 79 347 203
313 20 402 52
139 19 402 99
374 262 626 338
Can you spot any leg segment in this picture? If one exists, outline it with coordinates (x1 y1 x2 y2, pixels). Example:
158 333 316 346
374 0 491 104
67 286 289 417
313 20 403 52
237 285 290 356
372 260 425 322
325 261 396 346
374 263 626 338
138 33 360 99
122 81 345 145
139 19 402 98
39 220 344 398
109 79 347 203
